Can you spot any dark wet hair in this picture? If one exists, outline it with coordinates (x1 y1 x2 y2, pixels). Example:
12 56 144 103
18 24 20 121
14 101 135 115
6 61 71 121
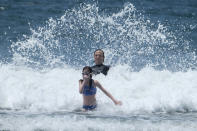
83 66 92 74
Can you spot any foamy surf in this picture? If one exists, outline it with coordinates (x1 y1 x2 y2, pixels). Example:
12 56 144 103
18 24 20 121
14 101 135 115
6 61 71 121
1 64 197 114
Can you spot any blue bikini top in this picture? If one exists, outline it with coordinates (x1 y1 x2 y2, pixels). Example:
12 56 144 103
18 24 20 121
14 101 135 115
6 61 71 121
82 80 97 96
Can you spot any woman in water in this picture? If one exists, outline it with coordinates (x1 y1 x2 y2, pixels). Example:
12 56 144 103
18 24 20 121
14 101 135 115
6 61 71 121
79 66 122 111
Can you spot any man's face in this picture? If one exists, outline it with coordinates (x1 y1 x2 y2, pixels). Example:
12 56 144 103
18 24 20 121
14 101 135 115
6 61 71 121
94 50 104 65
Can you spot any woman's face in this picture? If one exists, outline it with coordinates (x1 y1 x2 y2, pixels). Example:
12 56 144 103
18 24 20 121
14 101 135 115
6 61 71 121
82 69 91 79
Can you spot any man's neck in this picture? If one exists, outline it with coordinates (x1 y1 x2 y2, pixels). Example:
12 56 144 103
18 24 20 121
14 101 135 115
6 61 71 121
96 63 103 66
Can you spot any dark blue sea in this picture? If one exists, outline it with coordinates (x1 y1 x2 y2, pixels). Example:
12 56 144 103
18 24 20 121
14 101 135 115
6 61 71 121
0 0 197 130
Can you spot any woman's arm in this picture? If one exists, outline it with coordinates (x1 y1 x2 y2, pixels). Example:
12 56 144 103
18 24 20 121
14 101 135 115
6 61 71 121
79 80 85 94
95 80 122 105
79 76 89 94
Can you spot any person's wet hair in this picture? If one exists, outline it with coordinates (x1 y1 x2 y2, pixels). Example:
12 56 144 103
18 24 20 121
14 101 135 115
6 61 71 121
83 66 92 73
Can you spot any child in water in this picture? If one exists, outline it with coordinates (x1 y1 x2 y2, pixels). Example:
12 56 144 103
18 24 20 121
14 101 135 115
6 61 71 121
79 66 122 111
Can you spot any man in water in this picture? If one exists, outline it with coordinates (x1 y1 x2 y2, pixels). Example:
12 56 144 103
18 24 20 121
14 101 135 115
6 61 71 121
91 49 110 76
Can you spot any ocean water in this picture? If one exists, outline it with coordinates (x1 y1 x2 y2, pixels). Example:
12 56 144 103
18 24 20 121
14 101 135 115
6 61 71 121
0 0 197 130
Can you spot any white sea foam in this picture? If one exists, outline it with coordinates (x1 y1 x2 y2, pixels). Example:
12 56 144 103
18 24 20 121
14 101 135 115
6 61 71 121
1 64 197 130
0 64 197 114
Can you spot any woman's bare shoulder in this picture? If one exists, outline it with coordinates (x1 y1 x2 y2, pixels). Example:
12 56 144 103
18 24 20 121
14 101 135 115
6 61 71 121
93 79 98 83
93 80 101 86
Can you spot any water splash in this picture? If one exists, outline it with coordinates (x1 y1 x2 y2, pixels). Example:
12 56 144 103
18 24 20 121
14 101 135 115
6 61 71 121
10 2 197 71
1 2 197 130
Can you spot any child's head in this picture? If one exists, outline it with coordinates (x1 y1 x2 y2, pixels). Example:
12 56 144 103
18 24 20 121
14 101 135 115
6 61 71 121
82 66 92 79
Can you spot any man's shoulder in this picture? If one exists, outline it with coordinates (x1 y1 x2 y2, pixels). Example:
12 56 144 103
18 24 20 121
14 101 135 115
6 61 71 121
91 65 97 68
91 64 110 75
